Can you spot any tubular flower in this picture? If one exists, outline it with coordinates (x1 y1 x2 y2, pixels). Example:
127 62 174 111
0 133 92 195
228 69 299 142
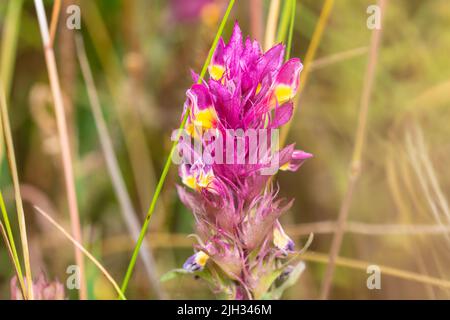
175 22 312 299
183 251 210 272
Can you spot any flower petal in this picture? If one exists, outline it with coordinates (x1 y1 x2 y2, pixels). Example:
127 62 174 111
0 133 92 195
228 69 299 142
273 58 303 105
271 102 293 128
183 251 209 272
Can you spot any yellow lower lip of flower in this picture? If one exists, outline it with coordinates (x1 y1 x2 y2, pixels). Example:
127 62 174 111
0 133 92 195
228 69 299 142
274 84 294 105
197 176 213 188
279 162 290 171
182 171 215 191
255 83 262 95
186 107 217 138
209 64 225 81
197 168 215 188
196 108 217 128
273 227 289 250
183 175 197 190
195 251 209 267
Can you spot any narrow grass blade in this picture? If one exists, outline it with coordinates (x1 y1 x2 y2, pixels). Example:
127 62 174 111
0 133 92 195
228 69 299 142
0 190 26 296
276 0 293 43
264 0 281 50
0 0 24 163
0 211 27 299
304 251 450 291
75 34 166 299
33 0 86 299
49 0 61 48
0 84 34 299
285 0 297 61
33 206 126 300
81 1 157 213
280 0 335 146
0 0 24 99
319 0 386 300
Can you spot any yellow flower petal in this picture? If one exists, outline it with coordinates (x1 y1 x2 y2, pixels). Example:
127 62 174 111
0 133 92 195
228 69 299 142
209 64 225 81
195 251 209 267
273 227 290 250
274 84 294 105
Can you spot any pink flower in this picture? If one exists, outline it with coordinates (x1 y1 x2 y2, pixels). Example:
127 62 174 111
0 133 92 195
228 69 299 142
175 22 311 299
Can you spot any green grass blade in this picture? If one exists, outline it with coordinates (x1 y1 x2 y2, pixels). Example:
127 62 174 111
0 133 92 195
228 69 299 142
276 0 292 43
0 192 23 276
285 0 297 60
0 191 27 298
0 0 24 164
0 84 34 299
0 0 23 99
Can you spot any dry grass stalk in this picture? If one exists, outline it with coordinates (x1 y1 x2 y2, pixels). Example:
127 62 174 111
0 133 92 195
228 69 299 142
92 234 450 293
304 251 450 292
81 1 157 213
75 34 166 299
320 0 387 300
33 206 126 300
310 46 368 71
34 0 86 299
250 0 263 42
264 0 281 50
49 0 61 48
280 0 335 147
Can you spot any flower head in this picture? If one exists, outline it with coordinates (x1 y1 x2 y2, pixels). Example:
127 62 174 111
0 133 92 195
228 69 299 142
175 22 311 299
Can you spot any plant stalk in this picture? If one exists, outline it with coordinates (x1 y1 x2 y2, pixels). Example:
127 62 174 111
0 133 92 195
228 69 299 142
34 0 87 300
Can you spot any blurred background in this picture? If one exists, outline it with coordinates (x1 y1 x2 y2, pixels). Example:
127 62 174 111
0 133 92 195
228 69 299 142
0 0 450 299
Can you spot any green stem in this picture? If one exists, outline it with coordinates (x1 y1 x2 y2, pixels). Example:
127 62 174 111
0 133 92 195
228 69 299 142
119 0 236 296
285 0 296 61
0 192 22 275
0 0 23 99
0 84 33 299
0 191 26 297
276 0 292 43
0 0 24 165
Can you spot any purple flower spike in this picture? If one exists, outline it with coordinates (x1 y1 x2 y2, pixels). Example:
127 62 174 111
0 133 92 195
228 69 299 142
175 22 311 299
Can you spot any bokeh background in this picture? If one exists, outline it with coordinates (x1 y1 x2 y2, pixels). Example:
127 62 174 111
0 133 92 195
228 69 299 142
0 0 450 299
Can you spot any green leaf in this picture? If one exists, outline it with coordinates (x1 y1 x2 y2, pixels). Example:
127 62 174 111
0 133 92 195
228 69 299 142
160 268 190 282
253 268 284 300
160 267 215 285
271 261 306 299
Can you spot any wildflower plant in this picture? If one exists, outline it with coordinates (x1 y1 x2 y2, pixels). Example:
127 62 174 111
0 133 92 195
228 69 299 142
10 273 65 300
166 22 313 300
